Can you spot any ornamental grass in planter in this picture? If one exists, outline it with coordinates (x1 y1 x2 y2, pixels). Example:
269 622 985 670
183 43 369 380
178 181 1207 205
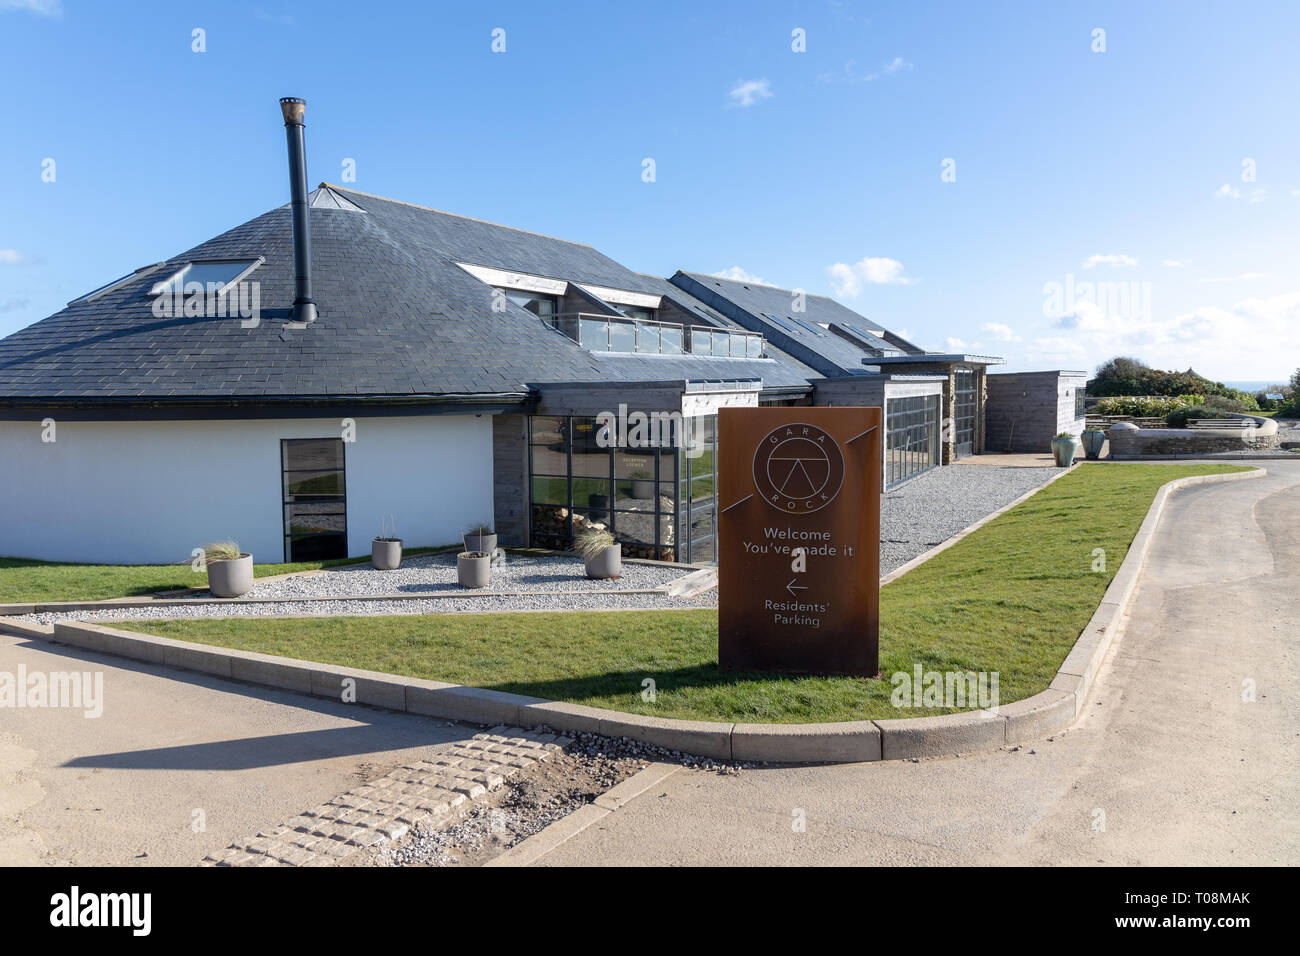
372 514 402 570
574 526 621 580
201 540 253 598
463 522 497 555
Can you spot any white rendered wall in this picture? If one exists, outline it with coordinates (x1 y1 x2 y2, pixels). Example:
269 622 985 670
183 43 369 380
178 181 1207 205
0 414 494 565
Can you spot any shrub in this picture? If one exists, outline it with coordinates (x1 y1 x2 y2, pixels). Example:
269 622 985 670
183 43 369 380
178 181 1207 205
1088 356 1259 407
1277 396 1300 419
1164 405 1216 428
1201 394 1247 413
1094 395 1191 417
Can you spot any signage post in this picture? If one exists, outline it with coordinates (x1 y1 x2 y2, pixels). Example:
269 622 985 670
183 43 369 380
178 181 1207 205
717 406 882 677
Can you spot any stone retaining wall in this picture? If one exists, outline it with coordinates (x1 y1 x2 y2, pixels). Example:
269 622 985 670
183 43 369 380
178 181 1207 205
1108 414 1279 458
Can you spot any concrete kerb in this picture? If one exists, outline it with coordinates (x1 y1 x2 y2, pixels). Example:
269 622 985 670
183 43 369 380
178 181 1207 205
3 468 1264 765
486 761 682 866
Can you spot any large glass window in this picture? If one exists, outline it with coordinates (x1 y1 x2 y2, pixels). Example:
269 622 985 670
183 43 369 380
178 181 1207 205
885 395 940 487
282 439 347 561
527 414 718 563
953 369 977 458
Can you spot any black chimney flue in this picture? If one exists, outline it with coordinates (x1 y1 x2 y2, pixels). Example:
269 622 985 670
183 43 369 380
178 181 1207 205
280 96 317 324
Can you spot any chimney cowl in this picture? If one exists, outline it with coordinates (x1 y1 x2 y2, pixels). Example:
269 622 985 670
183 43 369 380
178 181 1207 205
280 96 306 126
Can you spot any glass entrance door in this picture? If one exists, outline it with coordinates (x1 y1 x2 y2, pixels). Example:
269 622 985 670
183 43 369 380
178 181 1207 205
282 438 348 561
953 369 977 458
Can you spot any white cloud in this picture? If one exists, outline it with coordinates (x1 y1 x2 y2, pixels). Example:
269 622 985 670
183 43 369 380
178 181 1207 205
728 79 772 108
0 248 32 264
981 322 1021 342
1163 259 1188 268
1199 272 1270 284
1215 184 1241 199
1082 253 1138 269
817 57 911 84
827 257 912 297
1248 187 1268 204
712 266 766 285
1027 290 1300 379
0 0 62 15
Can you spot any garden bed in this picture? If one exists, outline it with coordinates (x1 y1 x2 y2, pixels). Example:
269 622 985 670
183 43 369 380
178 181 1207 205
113 464 1248 723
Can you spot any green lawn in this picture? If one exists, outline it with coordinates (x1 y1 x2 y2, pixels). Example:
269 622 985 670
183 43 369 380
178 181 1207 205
0 546 455 604
126 463 1249 723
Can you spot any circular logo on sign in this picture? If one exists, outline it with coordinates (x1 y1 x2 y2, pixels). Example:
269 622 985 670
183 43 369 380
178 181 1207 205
753 423 845 514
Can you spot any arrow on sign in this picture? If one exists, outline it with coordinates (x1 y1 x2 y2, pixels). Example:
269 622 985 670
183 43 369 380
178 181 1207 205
786 579 808 596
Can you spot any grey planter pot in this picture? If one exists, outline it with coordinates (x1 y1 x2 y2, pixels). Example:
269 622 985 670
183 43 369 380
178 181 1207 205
1081 429 1106 460
457 551 491 589
372 538 402 570
1050 437 1077 467
464 532 497 555
630 478 655 499
584 544 622 580
207 553 253 598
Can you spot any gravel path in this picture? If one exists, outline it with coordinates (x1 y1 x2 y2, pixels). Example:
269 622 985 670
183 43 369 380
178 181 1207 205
879 465 1057 573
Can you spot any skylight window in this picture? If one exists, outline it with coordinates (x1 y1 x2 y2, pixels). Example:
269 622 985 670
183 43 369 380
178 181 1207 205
150 259 263 296
789 316 826 336
67 262 167 306
759 312 799 333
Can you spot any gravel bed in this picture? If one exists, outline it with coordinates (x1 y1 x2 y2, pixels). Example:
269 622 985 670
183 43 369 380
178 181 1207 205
247 550 688 599
17 590 717 625
16 467 1060 624
366 731 748 867
879 465 1057 574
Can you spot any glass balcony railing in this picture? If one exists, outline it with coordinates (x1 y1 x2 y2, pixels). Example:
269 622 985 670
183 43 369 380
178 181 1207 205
545 312 764 358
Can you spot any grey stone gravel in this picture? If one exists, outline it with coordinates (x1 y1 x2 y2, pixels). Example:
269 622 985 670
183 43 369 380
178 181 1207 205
249 550 686 600
879 465 1058 573
19 590 716 625
18 465 1059 625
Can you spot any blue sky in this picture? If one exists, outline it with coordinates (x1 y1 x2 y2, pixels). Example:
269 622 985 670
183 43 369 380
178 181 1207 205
2 0 1297 381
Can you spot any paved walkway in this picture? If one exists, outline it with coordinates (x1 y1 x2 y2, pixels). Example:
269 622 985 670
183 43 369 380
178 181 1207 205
531 461 1300 865
953 452 1056 467
0 635 511 866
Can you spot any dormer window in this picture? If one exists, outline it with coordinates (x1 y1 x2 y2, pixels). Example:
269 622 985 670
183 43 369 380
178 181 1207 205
502 289 559 321
619 305 655 323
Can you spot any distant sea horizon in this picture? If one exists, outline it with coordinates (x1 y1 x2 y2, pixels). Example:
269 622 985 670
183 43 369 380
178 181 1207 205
1224 380 1288 392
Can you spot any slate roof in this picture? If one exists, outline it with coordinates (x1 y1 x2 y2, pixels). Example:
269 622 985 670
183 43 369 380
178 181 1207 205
0 185 817 409
669 271 933 377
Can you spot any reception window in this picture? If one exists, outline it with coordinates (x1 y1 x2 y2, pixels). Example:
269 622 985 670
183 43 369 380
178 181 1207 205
528 414 717 563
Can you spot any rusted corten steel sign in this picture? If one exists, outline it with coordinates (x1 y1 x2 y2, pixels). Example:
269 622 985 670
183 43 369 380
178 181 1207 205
717 407 882 677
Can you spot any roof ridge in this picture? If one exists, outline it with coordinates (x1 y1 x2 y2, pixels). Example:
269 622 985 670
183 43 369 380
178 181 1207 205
681 270 842 302
320 183 596 250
